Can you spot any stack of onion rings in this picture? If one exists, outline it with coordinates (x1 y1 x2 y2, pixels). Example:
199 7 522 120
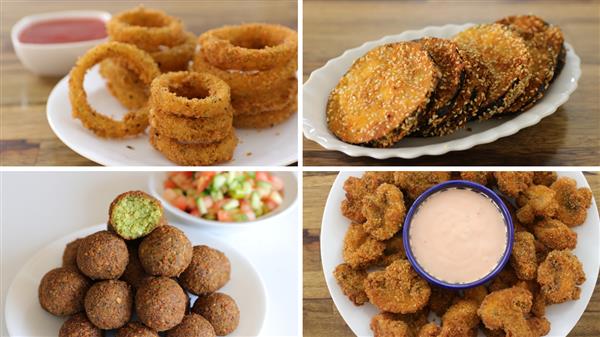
148 71 237 165
194 23 298 128
101 7 197 109
69 42 160 138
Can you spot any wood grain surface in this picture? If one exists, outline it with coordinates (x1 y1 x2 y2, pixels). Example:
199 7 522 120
303 171 600 337
303 0 600 166
0 0 297 166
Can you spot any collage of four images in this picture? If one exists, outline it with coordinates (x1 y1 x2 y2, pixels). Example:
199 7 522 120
1 1 599 337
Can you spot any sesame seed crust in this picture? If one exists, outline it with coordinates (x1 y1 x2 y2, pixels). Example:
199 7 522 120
326 42 440 145
453 24 532 119
497 15 564 114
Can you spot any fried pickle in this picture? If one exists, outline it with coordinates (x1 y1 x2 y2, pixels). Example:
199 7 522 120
333 263 369 306
537 250 585 304
341 172 394 223
363 183 406 240
532 172 558 187
342 223 385 268
532 218 577 250
428 286 457 316
393 172 452 200
364 259 431 314
516 185 558 224
493 172 533 198
439 299 480 337
510 231 538 280
550 177 593 227
478 287 534 337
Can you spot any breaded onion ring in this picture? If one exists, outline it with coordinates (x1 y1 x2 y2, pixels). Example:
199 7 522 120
150 71 231 118
99 59 148 110
149 128 237 166
233 100 297 129
192 52 297 96
69 42 160 138
198 23 298 71
107 6 185 51
231 77 297 115
151 31 197 72
149 107 233 143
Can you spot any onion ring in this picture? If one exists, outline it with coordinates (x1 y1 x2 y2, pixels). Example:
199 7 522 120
69 42 160 138
198 23 297 71
107 6 185 51
233 100 297 129
149 128 237 166
231 77 297 115
192 51 296 96
149 107 233 143
150 71 231 118
151 31 197 72
99 59 148 110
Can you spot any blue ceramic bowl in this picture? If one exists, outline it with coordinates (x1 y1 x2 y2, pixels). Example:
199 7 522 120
402 180 514 290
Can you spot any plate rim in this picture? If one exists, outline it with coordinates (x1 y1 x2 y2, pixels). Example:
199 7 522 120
302 22 582 159
4 223 269 337
46 72 298 167
320 171 600 336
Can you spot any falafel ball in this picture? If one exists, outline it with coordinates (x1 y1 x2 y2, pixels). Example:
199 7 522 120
84 280 133 329
166 314 216 337
120 244 151 289
139 225 192 277
136 277 187 331
77 230 129 280
179 245 231 295
62 238 83 269
108 191 164 240
59 313 103 337
116 322 159 337
38 267 91 316
192 293 240 336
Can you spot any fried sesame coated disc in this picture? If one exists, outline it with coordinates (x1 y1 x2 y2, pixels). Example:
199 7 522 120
453 24 532 118
497 15 565 113
415 37 465 133
327 42 440 146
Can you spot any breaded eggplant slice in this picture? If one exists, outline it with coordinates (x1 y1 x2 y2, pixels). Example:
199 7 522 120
424 47 489 136
497 15 565 113
108 191 164 240
327 42 440 147
453 24 532 119
414 37 465 133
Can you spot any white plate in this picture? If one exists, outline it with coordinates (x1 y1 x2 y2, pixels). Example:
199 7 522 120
5 223 267 337
303 23 581 159
47 66 298 166
148 171 299 229
321 171 599 337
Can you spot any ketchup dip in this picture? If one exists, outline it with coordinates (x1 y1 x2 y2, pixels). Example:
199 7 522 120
18 18 106 44
407 186 508 284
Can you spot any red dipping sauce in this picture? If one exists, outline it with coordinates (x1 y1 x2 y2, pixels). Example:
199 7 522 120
18 18 106 44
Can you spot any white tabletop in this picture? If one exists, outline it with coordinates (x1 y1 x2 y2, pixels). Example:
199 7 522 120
0 171 299 337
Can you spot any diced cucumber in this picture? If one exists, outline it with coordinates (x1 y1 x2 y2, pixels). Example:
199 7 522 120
250 192 262 210
205 213 216 220
257 180 272 189
270 191 283 204
210 189 224 201
222 199 240 210
246 171 256 179
233 213 249 222
196 197 207 215
212 174 227 190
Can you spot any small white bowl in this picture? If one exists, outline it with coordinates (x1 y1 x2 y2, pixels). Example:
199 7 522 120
11 10 111 77
149 172 298 229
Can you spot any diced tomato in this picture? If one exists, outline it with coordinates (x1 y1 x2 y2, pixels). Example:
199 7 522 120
256 172 270 182
240 199 252 213
217 210 233 222
182 172 194 178
265 199 279 211
173 195 188 211
190 209 200 216
212 199 226 211
244 211 256 221
203 196 214 209
163 189 178 203
270 175 284 191
163 179 177 189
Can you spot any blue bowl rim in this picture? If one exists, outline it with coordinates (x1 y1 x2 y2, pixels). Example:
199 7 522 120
402 180 514 290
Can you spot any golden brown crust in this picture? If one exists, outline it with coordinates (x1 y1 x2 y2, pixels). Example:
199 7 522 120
179 245 231 296
343 223 385 268
537 249 585 304
149 107 233 143
231 77 297 115
327 42 440 146
362 183 406 240
333 263 369 306
232 99 297 128
99 58 149 110
138 225 192 277
136 277 187 332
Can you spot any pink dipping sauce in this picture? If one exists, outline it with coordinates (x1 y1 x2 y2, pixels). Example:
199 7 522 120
409 188 507 284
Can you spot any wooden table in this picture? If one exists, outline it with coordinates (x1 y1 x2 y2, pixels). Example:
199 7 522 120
0 0 297 166
303 0 600 166
303 171 600 337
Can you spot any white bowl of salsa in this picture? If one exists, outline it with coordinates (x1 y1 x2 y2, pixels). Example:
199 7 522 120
403 180 514 290
148 171 298 228
11 10 110 76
